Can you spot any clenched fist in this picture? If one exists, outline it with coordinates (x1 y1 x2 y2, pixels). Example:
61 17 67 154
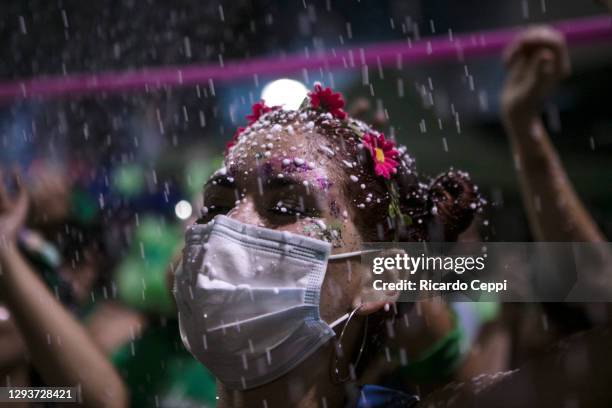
500 26 571 119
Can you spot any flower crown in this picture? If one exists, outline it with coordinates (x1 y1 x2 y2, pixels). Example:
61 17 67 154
225 83 411 234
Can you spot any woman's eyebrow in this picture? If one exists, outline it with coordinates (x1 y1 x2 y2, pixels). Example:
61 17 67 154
205 175 235 189
265 175 325 198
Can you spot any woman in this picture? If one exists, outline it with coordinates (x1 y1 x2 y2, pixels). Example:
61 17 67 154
174 84 482 407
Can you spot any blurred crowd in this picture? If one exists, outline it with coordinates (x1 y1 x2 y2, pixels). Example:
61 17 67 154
1 1 612 408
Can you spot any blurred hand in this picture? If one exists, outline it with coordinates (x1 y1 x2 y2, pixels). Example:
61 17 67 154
0 170 29 244
28 167 70 226
500 26 571 119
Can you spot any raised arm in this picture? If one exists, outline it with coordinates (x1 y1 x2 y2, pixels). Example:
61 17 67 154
0 171 127 408
499 26 605 242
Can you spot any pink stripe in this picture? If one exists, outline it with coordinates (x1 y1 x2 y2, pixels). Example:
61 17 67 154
1 14 611 104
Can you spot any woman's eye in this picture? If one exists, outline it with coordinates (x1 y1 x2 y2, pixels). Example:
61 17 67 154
270 201 301 216
196 204 232 223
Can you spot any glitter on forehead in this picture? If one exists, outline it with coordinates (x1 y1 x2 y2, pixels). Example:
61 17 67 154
225 106 368 171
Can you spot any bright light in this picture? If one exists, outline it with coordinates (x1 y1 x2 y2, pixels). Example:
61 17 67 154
0 306 10 322
261 78 308 110
175 200 193 220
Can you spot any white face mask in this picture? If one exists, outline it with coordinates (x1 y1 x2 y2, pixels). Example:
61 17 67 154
173 215 368 390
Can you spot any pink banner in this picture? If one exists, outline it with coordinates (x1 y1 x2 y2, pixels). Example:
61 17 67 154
1 15 611 104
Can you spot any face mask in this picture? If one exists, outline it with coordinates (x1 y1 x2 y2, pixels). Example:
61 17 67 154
174 215 369 390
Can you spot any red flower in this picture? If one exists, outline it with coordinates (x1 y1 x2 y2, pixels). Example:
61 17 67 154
246 101 277 125
362 132 399 179
225 126 244 154
308 83 347 120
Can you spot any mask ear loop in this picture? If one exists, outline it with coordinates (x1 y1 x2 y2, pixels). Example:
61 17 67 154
330 304 369 384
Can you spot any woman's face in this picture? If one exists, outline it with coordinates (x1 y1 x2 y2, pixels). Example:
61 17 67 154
202 125 371 323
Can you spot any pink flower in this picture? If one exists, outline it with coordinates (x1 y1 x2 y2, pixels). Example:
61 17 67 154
308 83 347 120
225 126 244 154
226 101 278 155
246 101 277 125
362 132 399 179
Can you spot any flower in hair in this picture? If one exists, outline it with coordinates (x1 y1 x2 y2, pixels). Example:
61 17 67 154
225 100 278 155
246 100 277 125
362 132 399 179
225 126 244 154
308 83 347 120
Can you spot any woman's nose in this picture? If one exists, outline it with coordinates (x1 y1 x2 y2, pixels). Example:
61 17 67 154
226 198 263 226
